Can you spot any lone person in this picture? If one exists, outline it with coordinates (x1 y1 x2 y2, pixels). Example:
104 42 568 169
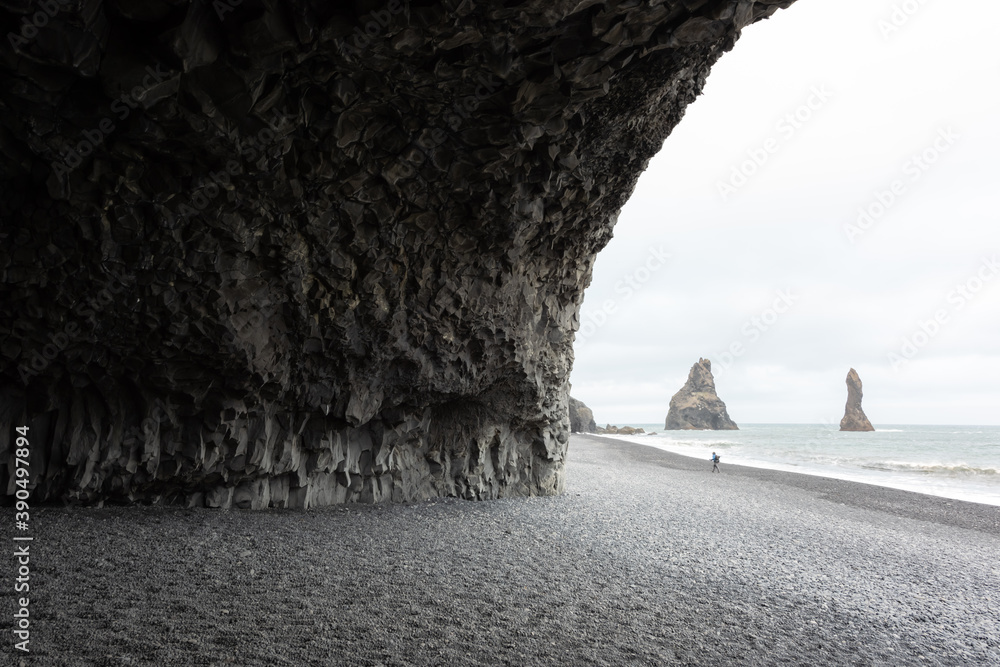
711 452 721 473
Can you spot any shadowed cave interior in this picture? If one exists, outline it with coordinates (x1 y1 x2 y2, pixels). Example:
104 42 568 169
0 0 796 508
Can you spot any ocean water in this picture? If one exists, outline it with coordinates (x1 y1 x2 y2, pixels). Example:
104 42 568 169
596 424 1000 507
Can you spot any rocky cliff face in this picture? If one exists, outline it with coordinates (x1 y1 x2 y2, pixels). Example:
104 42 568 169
665 358 738 430
568 397 597 433
839 368 875 432
0 1 793 507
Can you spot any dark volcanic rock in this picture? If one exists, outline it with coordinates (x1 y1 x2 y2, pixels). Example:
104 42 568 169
665 358 738 430
0 1 794 507
618 426 643 435
568 397 597 433
840 368 875 432
595 424 644 435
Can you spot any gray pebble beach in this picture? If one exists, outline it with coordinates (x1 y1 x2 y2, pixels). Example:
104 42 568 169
7 434 999 666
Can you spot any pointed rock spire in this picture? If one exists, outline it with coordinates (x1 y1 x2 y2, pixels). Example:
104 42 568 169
839 368 875 432
665 358 738 430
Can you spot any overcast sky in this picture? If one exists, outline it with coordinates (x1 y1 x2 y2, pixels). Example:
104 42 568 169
571 0 1000 426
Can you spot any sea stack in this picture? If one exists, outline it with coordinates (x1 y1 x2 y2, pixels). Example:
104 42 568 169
568 397 598 433
839 368 875 432
665 358 738 430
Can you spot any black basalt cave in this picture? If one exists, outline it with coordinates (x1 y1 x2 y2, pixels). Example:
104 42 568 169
0 0 795 508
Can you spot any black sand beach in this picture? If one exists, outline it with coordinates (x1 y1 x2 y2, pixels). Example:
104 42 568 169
6 434 999 666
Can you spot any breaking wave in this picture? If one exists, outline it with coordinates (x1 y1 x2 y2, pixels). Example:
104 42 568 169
859 461 999 476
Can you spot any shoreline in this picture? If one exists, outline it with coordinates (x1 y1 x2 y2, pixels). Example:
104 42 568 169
7 434 999 665
575 433 1000 536
586 424 1000 509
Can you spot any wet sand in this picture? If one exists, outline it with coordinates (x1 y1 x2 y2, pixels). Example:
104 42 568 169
6 434 999 666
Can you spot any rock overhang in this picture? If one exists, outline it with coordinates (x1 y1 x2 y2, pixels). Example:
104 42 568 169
0 0 796 507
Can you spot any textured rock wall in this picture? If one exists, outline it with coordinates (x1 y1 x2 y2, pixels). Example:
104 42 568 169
0 0 794 507
568 396 597 433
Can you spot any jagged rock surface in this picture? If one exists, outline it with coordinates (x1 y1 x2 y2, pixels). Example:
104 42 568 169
0 1 793 507
839 368 875 432
597 425 643 435
568 396 597 433
665 358 738 430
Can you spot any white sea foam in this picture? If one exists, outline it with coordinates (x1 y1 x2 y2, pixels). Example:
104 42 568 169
859 461 998 476
589 424 1000 506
